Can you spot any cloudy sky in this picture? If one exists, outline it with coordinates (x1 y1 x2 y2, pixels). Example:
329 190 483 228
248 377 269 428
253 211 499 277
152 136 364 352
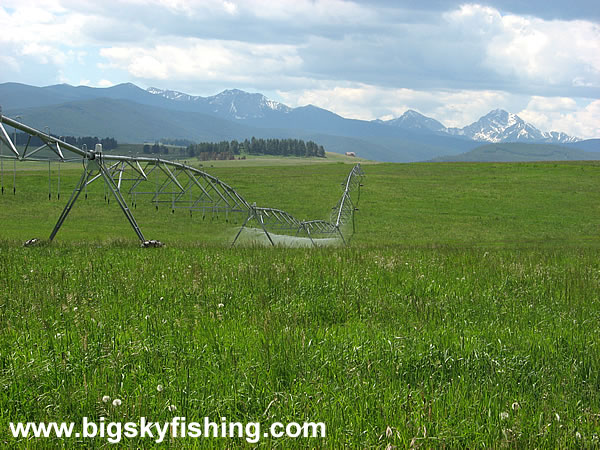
1 0 599 138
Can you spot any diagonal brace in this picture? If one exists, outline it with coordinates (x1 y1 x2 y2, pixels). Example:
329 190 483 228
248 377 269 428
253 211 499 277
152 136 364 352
98 161 145 242
49 165 92 241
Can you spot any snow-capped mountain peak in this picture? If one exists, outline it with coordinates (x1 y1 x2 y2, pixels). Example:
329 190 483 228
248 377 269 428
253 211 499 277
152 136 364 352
380 107 580 144
147 86 291 119
458 109 536 142
448 109 579 144
208 89 291 117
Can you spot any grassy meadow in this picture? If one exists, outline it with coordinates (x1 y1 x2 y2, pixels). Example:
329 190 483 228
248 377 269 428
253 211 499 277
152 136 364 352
0 158 598 247
1 157 600 447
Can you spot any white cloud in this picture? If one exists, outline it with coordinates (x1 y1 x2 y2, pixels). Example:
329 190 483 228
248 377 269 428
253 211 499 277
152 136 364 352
521 96 578 113
520 97 600 138
280 82 600 139
429 91 514 128
446 4 503 33
280 83 406 119
0 55 20 72
447 4 600 90
278 82 514 126
0 1 599 138
559 101 600 139
20 43 67 65
248 0 374 23
222 1 237 15
0 6 87 46
97 79 115 87
100 38 302 84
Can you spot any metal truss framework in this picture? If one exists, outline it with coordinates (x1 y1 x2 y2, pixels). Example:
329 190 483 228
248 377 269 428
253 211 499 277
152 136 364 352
0 113 363 246
231 163 364 246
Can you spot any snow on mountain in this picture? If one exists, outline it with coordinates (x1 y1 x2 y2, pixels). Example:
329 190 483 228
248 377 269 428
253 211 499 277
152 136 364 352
146 88 200 102
148 87 579 144
543 131 580 144
379 110 447 133
449 109 580 144
207 89 291 119
447 109 546 143
147 87 291 119
382 108 579 144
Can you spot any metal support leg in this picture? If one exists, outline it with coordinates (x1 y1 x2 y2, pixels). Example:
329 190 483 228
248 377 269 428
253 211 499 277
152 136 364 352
1 139 3 195
231 211 253 247
255 210 275 246
303 224 316 248
336 226 347 245
49 167 90 241
99 162 145 242
48 160 51 200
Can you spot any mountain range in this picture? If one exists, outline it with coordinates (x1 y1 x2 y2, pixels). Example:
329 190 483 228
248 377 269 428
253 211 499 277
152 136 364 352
0 82 596 162
380 108 578 144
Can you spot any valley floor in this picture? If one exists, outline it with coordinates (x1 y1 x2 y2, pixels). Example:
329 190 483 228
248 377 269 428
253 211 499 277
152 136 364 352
0 160 599 447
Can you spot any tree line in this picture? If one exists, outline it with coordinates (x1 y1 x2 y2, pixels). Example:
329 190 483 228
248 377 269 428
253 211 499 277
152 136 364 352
14 132 117 150
62 136 118 150
186 137 326 159
143 143 170 155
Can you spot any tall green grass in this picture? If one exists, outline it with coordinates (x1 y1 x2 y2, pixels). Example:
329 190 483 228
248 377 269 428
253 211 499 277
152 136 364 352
0 160 599 447
1 246 599 447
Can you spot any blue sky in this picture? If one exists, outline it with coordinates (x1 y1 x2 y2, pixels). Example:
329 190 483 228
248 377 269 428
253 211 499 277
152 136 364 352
0 0 599 138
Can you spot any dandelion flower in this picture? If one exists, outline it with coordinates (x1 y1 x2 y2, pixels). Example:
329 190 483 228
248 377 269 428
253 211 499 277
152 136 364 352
168 404 177 412
218 303 224 308
102 395 110 403
511 402 520 411
576 431 582 439
500 412 509 420
157 384 163 392
112 399 122 407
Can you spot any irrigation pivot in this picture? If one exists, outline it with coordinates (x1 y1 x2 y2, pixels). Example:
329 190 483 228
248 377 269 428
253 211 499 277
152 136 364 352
231 164 364 246
0 113 363 247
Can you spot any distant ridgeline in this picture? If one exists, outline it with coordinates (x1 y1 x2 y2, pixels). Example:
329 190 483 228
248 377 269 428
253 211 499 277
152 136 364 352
186 137 326 161
13 132 118 150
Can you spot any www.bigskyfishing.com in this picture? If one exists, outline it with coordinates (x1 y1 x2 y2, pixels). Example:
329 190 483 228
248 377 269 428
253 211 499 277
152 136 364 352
9 416 326 443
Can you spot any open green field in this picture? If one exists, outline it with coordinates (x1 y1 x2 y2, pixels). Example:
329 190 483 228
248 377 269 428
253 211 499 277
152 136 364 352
0 159 597 247
1 159 600 447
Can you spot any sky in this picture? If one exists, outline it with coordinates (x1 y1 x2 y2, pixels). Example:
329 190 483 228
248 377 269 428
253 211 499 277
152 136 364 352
0 0 599 138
